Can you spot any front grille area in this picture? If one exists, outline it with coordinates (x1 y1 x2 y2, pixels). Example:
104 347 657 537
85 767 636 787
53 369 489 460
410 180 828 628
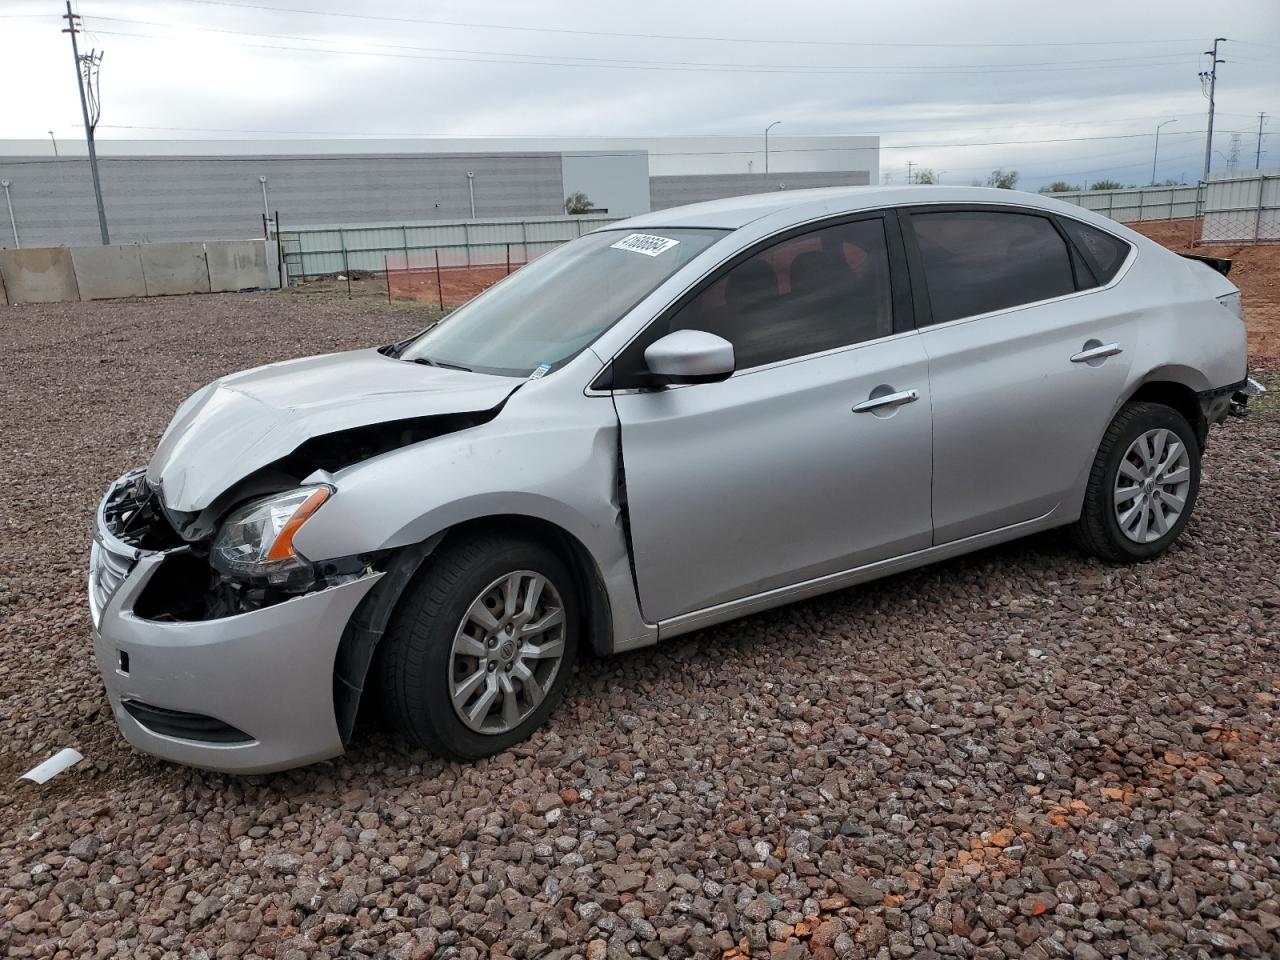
121 700 254 744
89 539 137 621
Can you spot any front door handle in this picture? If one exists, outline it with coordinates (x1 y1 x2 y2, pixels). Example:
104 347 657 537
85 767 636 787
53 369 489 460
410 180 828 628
1071 341 1123 364
852 388 919 413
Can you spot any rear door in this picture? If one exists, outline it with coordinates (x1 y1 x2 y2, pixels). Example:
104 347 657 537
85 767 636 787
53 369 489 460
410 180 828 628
610 213 935 623
901 206 1136 544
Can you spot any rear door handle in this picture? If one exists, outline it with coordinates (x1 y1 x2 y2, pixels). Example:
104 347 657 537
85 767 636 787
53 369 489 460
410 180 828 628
852 389 919 413
1071 342 1123 363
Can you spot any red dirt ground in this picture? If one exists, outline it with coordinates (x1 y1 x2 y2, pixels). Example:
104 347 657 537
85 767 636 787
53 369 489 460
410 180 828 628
386 264 522 308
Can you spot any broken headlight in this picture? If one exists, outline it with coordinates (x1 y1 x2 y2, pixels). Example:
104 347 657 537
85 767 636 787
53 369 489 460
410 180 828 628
210 485 332 587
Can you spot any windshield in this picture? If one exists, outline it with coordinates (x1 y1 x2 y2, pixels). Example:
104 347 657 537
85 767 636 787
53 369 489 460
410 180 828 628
399 227 726 377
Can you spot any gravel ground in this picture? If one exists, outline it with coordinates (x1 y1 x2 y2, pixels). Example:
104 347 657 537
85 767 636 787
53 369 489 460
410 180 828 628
1 287 1278 960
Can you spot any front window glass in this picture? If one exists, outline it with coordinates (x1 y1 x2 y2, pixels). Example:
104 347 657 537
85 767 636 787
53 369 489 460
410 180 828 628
667 217 895 369
399 228 726 377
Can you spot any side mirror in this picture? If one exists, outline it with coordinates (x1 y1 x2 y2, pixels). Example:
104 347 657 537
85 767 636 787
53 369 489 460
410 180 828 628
643 330 735 385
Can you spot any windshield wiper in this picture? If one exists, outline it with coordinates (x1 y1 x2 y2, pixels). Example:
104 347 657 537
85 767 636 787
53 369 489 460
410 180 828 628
412 356 473 372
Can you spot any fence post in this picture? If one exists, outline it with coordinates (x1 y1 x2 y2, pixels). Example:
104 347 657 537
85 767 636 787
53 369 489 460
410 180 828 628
1137 190 1144 222
1196 182 1206 244
274 210 284 289
435 249 443 310
463 222 471 267
521 220 529 263
339 228 351 298
1253 174 1266 243
385 255 391 303
506 242 511 275
402 225 410 269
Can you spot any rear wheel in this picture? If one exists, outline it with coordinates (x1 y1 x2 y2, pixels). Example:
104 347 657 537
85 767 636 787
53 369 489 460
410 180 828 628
1071 401 1201 563
375 534 578 760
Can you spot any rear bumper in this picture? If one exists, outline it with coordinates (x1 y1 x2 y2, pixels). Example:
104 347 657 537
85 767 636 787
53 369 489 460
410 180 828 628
91 546 382 774
1199 376 1264 426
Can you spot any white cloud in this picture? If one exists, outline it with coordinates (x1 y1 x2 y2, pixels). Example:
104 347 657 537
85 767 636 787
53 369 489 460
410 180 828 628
0 0 1276 188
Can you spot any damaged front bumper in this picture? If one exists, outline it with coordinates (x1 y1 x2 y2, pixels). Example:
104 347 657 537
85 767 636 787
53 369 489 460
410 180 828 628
89 474 383 774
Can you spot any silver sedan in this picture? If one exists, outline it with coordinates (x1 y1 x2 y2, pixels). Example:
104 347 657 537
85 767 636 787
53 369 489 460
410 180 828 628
89 186 1258 772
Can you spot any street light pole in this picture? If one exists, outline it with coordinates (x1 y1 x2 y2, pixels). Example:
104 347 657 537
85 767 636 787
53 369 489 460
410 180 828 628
1152 119 1177 185
259 176 270 223
2 180 19 248
764 121 781 175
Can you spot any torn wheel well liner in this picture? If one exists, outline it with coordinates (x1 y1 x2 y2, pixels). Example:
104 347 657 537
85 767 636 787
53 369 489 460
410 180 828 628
332 516 615 742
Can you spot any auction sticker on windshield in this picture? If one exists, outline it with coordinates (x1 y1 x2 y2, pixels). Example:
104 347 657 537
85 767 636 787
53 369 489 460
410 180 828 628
611 233 680 257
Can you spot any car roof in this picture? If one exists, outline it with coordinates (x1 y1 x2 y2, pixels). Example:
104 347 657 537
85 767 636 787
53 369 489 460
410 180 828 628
614 185 1087 231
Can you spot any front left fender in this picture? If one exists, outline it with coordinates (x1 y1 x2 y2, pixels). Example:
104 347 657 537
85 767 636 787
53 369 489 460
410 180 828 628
290 398 654 653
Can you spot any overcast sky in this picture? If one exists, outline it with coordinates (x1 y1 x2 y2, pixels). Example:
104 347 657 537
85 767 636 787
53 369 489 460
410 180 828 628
1 0 1277 190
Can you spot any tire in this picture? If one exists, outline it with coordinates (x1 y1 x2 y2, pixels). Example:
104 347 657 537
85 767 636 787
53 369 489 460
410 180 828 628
1070 401 1201 563
374 534 578 761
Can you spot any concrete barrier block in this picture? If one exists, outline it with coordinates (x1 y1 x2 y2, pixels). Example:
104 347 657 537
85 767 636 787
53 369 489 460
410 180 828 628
206 240 269 292
140 242 210 296
0 247 80 304
71 244 147 301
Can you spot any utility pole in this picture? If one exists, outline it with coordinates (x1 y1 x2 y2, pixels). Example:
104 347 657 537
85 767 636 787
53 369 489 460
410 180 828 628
1198 37 1225 183
1152 119 1177 185
1257 112 1268 169
62 1 109 244
906 160 916 184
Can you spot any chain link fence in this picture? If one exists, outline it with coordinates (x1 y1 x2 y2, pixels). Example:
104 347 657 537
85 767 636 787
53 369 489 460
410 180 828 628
1049 172 1279 245
1197 172 1279 244
278 214 621 284
384 245 528 308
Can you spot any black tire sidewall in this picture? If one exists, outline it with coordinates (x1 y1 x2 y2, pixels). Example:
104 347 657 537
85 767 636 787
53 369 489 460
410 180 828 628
1096 406 1201 561
392 540 578 760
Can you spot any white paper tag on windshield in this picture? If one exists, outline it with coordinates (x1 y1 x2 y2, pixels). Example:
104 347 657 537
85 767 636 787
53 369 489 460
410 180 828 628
611 233 680 257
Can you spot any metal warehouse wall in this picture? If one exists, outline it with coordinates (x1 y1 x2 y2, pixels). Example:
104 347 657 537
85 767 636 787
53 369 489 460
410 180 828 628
0 153 566 248
649 170 872 210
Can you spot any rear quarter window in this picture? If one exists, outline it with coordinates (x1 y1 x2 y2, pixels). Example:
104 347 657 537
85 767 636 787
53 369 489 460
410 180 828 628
1058 218 1132 286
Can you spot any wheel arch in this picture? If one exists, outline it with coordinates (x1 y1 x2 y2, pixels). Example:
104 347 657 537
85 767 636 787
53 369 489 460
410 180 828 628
1122 370 1209 448
331 513 614 742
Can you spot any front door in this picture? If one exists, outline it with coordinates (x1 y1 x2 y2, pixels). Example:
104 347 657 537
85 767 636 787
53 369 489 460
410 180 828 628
611 214 935 623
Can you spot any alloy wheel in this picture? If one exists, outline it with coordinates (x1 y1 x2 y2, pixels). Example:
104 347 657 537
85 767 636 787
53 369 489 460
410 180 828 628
448 570 566 734
1113 427 1192 544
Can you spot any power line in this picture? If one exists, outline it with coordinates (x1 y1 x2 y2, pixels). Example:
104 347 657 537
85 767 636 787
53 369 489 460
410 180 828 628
58 126 1231 152
80 14 1204 73
165 0 1206 49
83 26 1204 77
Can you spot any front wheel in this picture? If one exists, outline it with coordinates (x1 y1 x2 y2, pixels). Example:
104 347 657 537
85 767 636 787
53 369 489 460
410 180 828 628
375 534 578 760
1071 401 1201 563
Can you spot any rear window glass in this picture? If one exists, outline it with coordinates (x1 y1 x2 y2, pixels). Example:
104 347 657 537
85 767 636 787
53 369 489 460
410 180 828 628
910 210 1076 324
1059 218 1131 286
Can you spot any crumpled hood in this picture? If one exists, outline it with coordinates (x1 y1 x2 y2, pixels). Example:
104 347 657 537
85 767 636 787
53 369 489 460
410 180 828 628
148 348 519 512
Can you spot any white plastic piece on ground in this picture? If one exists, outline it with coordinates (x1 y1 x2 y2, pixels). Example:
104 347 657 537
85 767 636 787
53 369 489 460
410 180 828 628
20 748 83 784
